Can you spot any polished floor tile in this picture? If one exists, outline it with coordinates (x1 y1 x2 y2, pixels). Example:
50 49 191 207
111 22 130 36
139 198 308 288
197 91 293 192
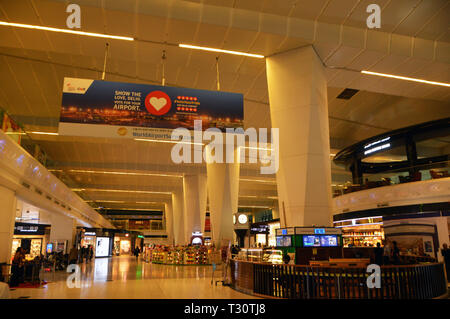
9 256 256 299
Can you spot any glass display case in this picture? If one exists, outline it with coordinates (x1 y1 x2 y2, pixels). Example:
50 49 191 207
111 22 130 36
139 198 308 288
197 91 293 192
262 249 283 264
237 248 283 264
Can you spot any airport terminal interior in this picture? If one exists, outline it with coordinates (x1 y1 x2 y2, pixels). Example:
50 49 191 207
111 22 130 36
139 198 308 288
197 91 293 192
0 0 449 301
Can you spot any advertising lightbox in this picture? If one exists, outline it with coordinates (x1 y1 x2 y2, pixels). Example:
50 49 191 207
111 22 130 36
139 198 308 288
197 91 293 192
59 78 243 139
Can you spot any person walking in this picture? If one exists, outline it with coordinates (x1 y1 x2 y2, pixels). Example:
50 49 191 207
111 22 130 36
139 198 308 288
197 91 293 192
88 245 94 261
134 246 140 259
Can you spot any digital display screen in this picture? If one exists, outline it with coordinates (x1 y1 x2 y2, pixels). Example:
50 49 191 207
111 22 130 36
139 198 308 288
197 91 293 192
46 243 53 254
276 236 292 247
320 235 338 247
303 235 321 247
314 228 325 234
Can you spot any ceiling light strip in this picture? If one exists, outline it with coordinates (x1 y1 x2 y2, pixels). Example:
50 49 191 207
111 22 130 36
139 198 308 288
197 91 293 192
68 169 182 178
239 178 276 183
0 21 134 41
29 131 59 135
361 70 450 87
134 138 204 146
73 188 172 195
179 44 264 59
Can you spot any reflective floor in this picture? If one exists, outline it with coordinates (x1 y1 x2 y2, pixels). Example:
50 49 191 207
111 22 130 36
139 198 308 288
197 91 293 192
9 256 256 299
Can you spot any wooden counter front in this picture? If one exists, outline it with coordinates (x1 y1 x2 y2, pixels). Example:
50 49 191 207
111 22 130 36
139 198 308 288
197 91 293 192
230 259 254 295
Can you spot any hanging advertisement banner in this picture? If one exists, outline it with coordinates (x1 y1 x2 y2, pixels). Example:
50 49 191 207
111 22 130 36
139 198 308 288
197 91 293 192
58 77 244 139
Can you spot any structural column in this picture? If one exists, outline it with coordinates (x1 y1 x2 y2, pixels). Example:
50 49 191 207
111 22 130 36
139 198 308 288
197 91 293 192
266 46 332 227
206 147 240 247
433 217 450 262
49 213 77 250
0 186 16 263
183 174 207 243
164 201 174 245
171 189 185 245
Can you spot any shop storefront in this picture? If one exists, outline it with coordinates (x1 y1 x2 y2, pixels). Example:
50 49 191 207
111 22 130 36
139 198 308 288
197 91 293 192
11 222 51 261
76 228 115 258
80 231 97 251
112 231 142 256
249 219 280 248
333 216 384 247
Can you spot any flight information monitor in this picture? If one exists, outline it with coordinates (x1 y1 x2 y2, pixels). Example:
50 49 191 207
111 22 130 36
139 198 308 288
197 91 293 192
303 235 321 247
320 235 338 247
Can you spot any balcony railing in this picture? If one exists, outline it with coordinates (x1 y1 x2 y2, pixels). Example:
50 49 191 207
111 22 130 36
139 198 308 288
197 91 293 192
332 161 449 197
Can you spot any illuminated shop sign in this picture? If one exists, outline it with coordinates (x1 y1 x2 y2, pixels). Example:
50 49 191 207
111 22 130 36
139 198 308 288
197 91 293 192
84 232 96 236
314 228 325 234
363 137 391 156
250 224 269 234
14 223 47 235
16 226 38 232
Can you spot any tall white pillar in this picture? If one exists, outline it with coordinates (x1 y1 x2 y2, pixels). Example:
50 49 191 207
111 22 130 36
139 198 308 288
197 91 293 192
164 202 174 245
206 148 240 247
266 46 332 227
0 186 16 263
171 190 185 245
49 213 77 250
183 174 207 243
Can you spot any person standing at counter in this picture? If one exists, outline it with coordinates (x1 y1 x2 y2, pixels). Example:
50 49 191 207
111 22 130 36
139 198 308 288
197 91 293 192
374 242 384 265
282 253 290 265
383 241 391 265
392 241 400 264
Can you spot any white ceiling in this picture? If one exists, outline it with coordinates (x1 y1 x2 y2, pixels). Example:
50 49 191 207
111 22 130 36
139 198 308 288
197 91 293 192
0 0 448 213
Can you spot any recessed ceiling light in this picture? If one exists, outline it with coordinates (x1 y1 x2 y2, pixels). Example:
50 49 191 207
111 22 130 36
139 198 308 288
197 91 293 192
0 21 134 41
179 44 264 58
361 70 450 87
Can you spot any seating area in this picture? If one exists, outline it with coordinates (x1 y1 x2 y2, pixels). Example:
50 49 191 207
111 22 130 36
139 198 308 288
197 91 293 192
430 169 449 179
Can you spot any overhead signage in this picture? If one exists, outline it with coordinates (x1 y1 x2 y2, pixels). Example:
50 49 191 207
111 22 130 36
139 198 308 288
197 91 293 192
295 227 342 235
250 224 269 234
84 232 96 236
276 228 294 236
58 77 244 139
